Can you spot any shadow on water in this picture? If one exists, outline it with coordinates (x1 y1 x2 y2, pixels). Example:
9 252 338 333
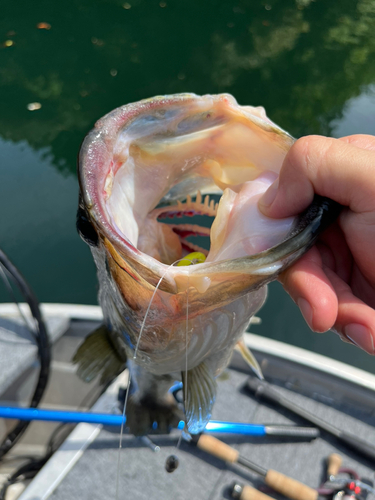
1 0 375 368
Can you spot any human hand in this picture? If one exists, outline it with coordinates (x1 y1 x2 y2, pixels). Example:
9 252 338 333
258 135 375 354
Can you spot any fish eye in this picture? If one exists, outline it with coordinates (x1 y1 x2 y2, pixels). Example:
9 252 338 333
76 202 99 247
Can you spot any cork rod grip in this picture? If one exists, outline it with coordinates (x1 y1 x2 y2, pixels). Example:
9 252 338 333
196 434 239 463
327 453 342 477
265 469 318 500
239 485 275 500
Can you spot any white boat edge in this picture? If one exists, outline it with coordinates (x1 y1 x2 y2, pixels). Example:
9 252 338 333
1 302 374 391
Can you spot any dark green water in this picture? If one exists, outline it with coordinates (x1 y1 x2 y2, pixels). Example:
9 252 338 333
1 0 375 372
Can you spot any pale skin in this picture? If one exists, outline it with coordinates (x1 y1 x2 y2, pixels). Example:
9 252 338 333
258 135 375 355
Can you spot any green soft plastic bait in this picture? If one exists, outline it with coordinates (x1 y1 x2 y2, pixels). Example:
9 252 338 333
176 252 206 267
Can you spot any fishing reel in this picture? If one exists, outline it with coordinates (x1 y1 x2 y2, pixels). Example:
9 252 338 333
320 454 374 500
328 474 373 500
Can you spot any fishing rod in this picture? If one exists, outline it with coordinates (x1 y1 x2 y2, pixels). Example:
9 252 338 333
0 406 318 438
195 434 318 500
245 377 375 463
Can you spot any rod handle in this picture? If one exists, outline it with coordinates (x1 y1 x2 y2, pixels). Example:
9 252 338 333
265 469 318 500
237 484 275 500
197 434 239 463
327 453 342 477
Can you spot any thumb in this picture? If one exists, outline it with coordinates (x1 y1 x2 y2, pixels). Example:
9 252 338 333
258 135 375 219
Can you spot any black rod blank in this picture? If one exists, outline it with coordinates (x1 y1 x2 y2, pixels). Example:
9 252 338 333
245 378 375 463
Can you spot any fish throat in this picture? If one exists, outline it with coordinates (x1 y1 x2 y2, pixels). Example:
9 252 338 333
152 193 218 257
101 94 295 272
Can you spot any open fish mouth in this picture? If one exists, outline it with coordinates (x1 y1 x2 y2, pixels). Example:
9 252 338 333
77 93 339 434
79 93 337 298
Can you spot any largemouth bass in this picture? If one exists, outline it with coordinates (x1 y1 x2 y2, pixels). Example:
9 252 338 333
75 93 339 434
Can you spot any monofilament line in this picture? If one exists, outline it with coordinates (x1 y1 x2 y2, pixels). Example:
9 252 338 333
184 271 189 423
130 258 192 471
115 370 131 500
176 269 190 451
133 258 192 360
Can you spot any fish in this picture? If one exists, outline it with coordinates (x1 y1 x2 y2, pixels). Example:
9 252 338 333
75 93 339 435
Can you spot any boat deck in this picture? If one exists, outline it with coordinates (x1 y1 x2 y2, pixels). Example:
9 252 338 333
47 369 375 500
0 304 374 500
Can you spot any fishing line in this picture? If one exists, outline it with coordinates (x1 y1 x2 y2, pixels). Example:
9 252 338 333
185 271 189 415
122 258 197 480
174 268 190 454
116 259 189 496
115 369 131 500
133 258 192 360
166 258 198 473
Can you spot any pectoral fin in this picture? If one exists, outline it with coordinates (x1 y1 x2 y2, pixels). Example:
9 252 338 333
182 361 217 434
235 338 263 380
73 325 126 384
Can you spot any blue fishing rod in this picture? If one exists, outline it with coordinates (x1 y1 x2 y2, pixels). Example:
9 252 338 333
0 406 318 438
0 406 321 499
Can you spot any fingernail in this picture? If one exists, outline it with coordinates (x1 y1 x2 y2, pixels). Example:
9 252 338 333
259 178 279 209
344 324 374 355
297 298 313 330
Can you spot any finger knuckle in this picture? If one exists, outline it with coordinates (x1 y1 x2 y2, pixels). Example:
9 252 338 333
290 136 343 193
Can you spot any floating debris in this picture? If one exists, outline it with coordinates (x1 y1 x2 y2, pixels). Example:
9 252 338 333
6 31 16 36
4 40 14 47
159 1 167 7
27 102 42 111
227 22 235 28
165 455 179 473
110 69 118 77
123 2 131 9
37 22 51 30
177 72 185 80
